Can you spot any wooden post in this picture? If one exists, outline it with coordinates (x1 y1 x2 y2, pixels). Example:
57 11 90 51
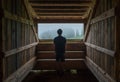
0 0 4 81
115 1 120 81
0 15 3 82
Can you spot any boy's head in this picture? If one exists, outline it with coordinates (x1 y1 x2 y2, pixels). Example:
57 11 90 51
57 29 62 35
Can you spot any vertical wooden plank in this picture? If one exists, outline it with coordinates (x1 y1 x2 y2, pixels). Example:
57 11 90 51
115 2 120 81
12 0 16 14
17 52 23 69
7 54 17 78
16 0 19 15
0 0 6 81
106 18 113 76
11 20 16 49
110 16 116 79
21 24 24 46
2 19 5 52
111 17 115 51
7 0 12 12
16 22 21 48
0 6 3 82
24 24 26 63
7 19 11 51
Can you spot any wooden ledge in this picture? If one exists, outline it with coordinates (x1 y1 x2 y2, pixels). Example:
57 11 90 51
85 42 115 57
4 42 38 57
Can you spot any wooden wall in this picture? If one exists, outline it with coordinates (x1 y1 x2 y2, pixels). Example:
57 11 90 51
0 0 38 82
84 0 120 82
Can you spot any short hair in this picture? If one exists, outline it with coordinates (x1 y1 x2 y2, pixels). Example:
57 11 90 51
57 29 62 35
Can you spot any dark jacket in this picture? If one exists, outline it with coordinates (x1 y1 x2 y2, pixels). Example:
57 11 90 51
54 36 66 53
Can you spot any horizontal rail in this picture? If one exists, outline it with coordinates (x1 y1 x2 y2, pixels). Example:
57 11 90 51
3 10 33 25
37 51 85 53
4 42 38 57
85 56 116 82
4 57 36 82
90 8 115 24
85 42 115 57
37 59 85 61
31 3 92 7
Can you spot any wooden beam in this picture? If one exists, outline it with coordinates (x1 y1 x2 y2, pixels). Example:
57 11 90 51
32 26 39 42
30 3 92 7
34 8 88 11
4 42 38 57
115 1 120 81
83 0 96 42
37 51 85 53
90 8 115 24
3 10 32 25
3 57 36 82
24 0 39 42
36 12 85 15
0 0 5 81
38 16 84 19
85 56 116 82
83 9 93 41
85 42 115 57
36 18 86 23
29 0 92 4
82 7 91 19
0 3 3 82
23 0 38 20
37 14 84 17
35 10 86 13
37 59 85 61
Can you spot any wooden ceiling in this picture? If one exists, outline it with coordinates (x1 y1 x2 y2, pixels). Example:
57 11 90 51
28 0 94 23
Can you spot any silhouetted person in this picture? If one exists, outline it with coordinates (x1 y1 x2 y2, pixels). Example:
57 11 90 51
54 29 66 76
54 29 66 62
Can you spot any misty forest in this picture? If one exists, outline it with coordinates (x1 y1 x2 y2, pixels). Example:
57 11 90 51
38 28 84 39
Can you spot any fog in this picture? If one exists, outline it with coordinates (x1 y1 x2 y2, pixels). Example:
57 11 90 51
38 23 84 39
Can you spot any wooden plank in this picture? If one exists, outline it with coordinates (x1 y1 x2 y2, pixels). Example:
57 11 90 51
7 20 12 51
115 1 120 81
84 0 96 42
3 10 32 25
90 8 115 24
37 51 85 59
34 8 88 11
12 0 16 14
16 22 21 48
31 3 92 7
3 57 36 82
4 42 38 57
85 56 116 82
11 20 16 49
37 43 85 51
0 0 4 81
85 42 115 57
6 54 17 78
35 59 86 70
32 25 39 42
37 51 85 53
83 9 92 42
23 0 38 18
22 24 25 46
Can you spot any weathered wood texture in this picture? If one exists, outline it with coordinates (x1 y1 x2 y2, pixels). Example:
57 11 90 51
35 41 87 70
36 51 85 59
37 42 86 51
115 0 120 81
85 0 119 82
1 0 38 82
35 59 86 70
0 1 4 82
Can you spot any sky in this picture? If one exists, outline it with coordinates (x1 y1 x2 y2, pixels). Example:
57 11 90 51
38 23 84 39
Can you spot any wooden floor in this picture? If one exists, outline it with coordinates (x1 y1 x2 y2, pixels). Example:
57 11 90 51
22 69 98 82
